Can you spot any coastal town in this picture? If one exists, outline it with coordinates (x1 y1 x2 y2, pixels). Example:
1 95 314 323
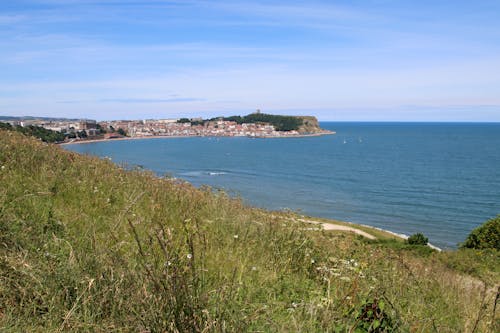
1 113 334 142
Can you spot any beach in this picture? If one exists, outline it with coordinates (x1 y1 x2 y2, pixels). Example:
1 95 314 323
61 130 336 145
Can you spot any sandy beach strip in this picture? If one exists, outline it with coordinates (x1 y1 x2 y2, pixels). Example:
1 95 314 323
296 218 376 239
60 135 192 145
60 131 336 145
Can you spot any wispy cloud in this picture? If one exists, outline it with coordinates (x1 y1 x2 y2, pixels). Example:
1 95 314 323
0 14 27 25
99 97 205 103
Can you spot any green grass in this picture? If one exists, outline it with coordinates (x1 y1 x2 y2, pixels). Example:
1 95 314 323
1 130 498 332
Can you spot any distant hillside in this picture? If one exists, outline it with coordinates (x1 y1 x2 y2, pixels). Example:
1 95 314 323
0 121 65 143
0 130 498 332
296 115 322 134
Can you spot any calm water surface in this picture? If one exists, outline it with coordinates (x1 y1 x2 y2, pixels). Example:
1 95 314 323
65 122 500 249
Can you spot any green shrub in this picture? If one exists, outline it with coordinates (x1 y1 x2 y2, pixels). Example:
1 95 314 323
350 297 399 332
407 233 428 245
461 215 500 250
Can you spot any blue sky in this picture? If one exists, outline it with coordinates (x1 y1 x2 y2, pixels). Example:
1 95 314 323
1 0 500 121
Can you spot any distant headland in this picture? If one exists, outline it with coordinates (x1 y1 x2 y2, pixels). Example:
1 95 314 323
1 111 335 144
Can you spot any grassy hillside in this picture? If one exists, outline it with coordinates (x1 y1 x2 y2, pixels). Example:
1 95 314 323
1 130 498 332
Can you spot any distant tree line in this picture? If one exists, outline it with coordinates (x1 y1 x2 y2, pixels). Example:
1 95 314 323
0 122 66 143
236 113 303 131
177 113 304 131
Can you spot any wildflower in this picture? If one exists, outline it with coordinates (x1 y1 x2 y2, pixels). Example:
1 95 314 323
187 253 192 259
165 261 172 267
1 165 5 170
251 266 257 271
310 259 315 264
233 234 239 239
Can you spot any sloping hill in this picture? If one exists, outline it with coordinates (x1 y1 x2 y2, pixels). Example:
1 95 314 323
296 116 323 134
0 130 498 332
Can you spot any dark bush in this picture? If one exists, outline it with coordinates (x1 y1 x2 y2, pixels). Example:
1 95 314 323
461 216 500 250
351 297 398 332
407 233 428 246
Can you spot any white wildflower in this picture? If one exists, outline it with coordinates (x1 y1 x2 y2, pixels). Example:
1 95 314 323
233 234 239 239
1 165 5 170
187 253 192 259
310 259 315 264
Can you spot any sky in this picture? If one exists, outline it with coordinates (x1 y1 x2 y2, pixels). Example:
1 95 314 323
1 0 500 121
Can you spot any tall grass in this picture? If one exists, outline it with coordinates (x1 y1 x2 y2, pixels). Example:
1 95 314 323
1 130 498 332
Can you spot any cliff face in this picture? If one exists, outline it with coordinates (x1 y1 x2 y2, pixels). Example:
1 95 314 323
296 116 322 134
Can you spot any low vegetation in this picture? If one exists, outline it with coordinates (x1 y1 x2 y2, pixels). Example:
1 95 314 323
0 121 65 143
0 130 498 332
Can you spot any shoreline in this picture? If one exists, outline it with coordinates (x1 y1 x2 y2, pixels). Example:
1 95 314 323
296 216 442 251
60 130 336 145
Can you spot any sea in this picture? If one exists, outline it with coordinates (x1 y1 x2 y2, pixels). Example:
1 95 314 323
65 122 500 249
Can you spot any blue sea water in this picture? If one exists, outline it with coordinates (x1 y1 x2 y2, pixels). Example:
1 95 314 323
65 122 500 249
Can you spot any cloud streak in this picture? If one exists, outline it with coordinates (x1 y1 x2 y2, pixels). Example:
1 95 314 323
98 97 205 103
